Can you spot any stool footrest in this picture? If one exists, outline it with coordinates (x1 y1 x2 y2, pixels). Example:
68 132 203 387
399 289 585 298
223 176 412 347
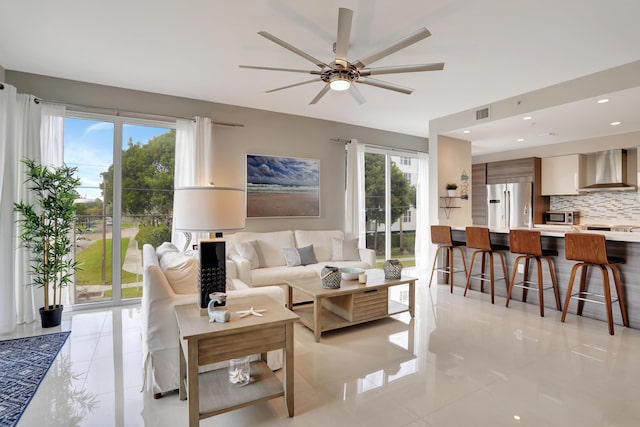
571 291 619 305
434 266 466 274
513 281 554 292
469 272 506 283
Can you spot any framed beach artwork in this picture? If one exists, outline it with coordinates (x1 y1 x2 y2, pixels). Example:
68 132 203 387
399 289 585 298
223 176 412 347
246 154 320 218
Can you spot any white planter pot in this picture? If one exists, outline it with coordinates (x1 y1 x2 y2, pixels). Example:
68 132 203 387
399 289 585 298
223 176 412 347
447 189 456 197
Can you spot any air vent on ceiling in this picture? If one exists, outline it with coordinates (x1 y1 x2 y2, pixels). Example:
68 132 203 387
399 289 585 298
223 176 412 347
475 107 490 120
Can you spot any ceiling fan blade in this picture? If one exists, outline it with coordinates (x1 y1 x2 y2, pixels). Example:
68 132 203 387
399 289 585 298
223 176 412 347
258 31 330 69
360 62 445 76
349 84 366 105
266 79 321 93
240 65 321 75
353 27 431 69
335 8 353 66
309 84 331 105
357 78 414 95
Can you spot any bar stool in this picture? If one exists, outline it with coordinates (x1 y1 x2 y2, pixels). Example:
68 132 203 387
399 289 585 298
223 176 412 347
463 227 509 304
428 225 468 293
561 233 629 335
506 229 562 317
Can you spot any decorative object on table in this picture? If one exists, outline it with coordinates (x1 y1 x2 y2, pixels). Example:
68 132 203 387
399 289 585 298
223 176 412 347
207 296 229 323
208 308 230 323
321 266 341 288
0 332 71 427
460 170 470 200
228 356 251 386
173 186 246 315
246 154 320 218
340 267 364 280
236 307 267 318
383 259 403 279
209 292 227 307
358 272 367 284
14 159 81 328
446 182 458 197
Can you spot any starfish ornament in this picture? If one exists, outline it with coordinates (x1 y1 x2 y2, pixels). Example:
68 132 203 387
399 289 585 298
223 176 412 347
236 307 267 318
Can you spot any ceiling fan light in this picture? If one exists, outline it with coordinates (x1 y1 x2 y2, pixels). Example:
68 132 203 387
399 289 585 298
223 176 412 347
330 77 351 91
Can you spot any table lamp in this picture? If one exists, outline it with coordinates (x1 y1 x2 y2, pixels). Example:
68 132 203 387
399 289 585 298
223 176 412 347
173 186 246 314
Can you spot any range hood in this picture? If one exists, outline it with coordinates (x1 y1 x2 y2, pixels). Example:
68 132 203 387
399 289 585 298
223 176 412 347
578 149 637 192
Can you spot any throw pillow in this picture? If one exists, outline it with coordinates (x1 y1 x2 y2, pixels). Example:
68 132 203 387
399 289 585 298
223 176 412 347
331 238 360 261
297 244 318 266
282 247 301 267
156 241 179 260
159 251 198 294
235 240 264 269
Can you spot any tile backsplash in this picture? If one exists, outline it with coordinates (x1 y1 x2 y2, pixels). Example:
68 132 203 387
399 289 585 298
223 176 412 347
551 192 640 224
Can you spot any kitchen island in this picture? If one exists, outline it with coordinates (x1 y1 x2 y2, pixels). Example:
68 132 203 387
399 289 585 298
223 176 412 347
443 225 640 329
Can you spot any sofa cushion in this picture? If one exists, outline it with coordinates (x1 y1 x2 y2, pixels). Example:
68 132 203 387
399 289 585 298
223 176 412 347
283 244 318 267
235 240 264 269
250 265 317 287
228 231 295 268
159 251 198 294
331 238 360 261
294 230 344 262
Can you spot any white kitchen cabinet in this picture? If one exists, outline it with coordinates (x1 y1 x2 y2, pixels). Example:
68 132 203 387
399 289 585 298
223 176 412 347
541 154 585 195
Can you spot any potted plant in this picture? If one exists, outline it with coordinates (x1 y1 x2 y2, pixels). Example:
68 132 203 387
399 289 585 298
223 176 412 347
446 182 458 196
14 159 81 328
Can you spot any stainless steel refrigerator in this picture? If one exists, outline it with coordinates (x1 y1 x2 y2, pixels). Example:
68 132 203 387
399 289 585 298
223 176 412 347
487 182 533 229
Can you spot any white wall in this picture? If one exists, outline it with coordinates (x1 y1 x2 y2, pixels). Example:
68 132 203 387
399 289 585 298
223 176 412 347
7 71 428 233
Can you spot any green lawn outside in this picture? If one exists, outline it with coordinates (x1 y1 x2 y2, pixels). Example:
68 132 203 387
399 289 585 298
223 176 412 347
76 238 138 285
103 286 142 298
375 258 416 269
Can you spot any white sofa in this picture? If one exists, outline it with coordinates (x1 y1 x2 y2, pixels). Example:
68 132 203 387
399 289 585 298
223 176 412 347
141 242 285 397
226 230 376 287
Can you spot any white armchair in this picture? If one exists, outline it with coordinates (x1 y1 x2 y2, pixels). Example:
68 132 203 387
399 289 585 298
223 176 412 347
141 243 285 397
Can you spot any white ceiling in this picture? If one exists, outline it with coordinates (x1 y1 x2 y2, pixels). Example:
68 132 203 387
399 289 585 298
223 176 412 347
2 0 640 152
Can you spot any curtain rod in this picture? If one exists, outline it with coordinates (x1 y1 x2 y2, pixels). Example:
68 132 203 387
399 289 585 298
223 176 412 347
33 97 244 128
330 138 426 154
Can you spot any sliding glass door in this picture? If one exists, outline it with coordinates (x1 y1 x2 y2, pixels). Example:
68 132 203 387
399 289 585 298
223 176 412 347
364 149 418 267
64 115 174 306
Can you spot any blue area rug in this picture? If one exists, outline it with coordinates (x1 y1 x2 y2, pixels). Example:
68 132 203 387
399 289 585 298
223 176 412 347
0 331 71 427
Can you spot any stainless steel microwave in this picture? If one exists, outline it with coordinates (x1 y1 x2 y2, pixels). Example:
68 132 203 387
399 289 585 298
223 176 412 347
545 211 579 225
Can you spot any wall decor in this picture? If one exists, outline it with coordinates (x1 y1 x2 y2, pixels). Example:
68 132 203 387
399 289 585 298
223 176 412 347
246 154 320 217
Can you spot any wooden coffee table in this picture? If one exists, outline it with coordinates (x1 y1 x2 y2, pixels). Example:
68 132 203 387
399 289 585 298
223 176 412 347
175 294 298 426
285 269 416 342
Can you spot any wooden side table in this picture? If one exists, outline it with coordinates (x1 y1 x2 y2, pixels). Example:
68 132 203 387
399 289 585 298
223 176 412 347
175 294 298 426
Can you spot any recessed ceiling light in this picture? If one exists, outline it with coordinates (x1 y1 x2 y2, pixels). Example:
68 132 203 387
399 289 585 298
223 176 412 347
517 138 524 142
463 130 471 134
597 98 610 104
610 121 621 126
523 116 532 120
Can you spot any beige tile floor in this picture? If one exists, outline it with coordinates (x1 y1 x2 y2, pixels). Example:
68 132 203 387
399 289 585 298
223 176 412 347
6 272 640 427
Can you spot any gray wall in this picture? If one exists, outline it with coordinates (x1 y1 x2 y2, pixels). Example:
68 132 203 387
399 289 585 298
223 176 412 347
7 71 427 233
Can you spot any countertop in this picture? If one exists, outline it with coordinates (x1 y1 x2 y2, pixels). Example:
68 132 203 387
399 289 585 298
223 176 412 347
450 225 640 243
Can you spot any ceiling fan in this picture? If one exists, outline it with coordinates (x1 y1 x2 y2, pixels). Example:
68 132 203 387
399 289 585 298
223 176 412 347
239 8 444 105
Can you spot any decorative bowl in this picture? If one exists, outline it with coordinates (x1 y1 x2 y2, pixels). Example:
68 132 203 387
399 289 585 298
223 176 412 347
340 267 365 280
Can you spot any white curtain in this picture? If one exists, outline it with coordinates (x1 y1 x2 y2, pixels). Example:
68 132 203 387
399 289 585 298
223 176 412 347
344 139 366 245
0 86 43 332
414 151 430 271
172 116 214 249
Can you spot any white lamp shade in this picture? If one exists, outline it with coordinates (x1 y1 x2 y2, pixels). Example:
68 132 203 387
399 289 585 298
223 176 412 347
173 186 246 232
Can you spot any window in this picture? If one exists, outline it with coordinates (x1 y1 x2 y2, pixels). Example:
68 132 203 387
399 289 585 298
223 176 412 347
363 149 418 267
65 114 175 305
